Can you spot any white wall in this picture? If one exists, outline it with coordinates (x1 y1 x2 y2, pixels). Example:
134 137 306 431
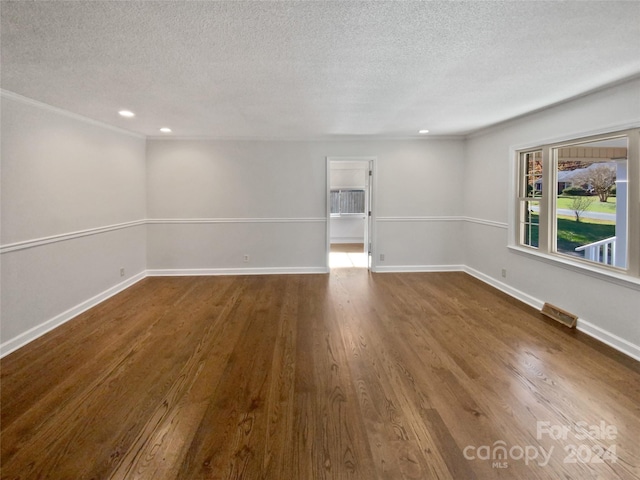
0 93 147 355
146 140 327 273
463 78 640 359
330 216 366 244
146 139 465 273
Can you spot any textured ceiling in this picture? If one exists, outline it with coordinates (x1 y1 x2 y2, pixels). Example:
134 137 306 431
2 1 639 138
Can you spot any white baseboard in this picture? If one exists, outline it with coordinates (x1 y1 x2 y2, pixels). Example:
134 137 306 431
576 318 640 362
146 267 329 276
0 271 146 358
375 264 465 273
463 266 544 310
463 266 640 362
4 265 637 363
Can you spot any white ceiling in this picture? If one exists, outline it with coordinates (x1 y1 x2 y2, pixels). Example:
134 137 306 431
2 1 639 139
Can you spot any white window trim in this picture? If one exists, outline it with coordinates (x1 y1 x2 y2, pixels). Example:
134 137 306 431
508 123 640 290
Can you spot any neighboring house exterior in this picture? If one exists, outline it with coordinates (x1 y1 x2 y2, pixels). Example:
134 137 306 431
534 162 616 194
534 169 579 194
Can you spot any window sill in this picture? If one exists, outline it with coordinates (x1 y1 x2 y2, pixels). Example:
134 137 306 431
508 245 640 291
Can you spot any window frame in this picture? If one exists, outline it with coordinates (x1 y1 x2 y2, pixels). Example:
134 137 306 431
510 126 640 286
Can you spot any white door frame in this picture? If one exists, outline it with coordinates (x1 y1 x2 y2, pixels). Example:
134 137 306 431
326 156 377 271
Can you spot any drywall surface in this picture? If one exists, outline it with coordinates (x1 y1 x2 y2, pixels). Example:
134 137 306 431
146 138 465 271
0 93 147 354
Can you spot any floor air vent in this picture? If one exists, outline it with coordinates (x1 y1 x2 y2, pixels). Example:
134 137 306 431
541 303 578 328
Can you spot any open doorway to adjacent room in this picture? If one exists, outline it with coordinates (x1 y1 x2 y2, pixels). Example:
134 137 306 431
327 157 375 270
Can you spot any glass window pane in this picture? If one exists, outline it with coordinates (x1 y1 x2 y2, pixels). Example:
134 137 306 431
521 151 543 198
339 190 365 214
520 200 539 248
330 190 339 214
554 136 628 268
331 189 365 215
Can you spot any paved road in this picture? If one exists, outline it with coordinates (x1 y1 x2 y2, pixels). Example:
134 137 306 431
530 206 615 221
555 208 615 221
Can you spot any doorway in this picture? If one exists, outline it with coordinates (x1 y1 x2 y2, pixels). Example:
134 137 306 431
326 157 375 270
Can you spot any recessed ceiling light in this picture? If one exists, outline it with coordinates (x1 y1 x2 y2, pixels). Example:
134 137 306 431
159 127 172 133
418 129 430 134
118 110 135 118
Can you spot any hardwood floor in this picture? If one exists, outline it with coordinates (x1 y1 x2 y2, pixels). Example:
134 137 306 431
330 243 365 253
1 271 639 479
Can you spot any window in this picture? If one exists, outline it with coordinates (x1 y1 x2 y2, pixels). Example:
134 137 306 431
518 150 542 248
330 189 365 216
553 137 628 268
515 128 639 278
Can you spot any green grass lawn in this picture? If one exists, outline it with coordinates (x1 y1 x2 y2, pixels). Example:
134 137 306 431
525 214 615 254
556 217 615 254
556 195 616 214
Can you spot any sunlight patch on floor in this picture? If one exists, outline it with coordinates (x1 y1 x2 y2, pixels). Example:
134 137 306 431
329 251 368 268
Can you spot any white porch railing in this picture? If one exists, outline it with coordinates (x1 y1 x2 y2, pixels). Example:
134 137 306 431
575 236 616 265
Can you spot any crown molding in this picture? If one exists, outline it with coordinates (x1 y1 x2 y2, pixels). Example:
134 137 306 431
1 90 146 139
145 133 465 142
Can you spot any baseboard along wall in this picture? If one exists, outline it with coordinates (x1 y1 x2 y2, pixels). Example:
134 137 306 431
2 265 638 362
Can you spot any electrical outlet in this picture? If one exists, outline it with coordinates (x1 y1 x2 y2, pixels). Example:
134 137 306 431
501 268 507 278
243 254 250 263
379 253 385 261
120 267 125 277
